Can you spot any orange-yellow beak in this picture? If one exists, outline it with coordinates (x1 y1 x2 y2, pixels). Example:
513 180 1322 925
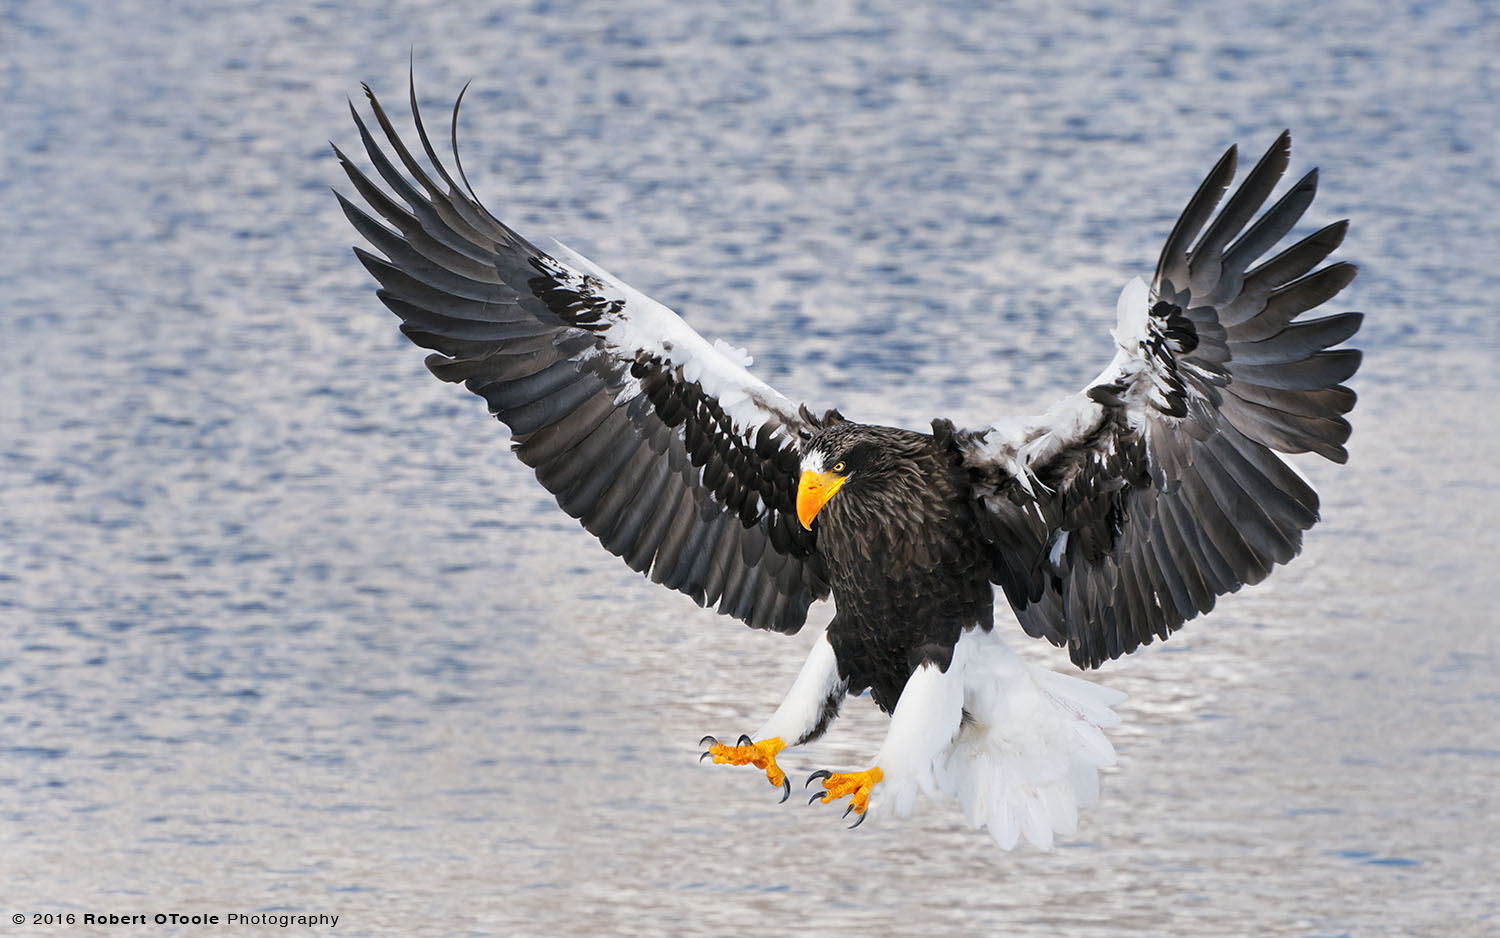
797 470 847 530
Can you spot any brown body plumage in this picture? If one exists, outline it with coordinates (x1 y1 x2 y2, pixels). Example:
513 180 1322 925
802 424 997 711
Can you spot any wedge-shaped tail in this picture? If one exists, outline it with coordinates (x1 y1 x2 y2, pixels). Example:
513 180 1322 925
859 628 1124 850
937 633 1124 850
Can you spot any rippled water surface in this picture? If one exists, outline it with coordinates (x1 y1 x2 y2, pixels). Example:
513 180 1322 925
3 1 1498 935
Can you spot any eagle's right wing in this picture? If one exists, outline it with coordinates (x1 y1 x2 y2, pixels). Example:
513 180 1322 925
336 79 836 633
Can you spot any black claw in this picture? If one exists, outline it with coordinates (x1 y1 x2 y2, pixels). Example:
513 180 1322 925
699 735 718 748
778 777 791 804
737 734 754 748
847 810 868 830
808 791 827 805
805 769 832 789
699 750 714 763
842 804 854 819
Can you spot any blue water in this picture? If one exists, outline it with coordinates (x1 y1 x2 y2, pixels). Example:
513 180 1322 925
3 1 1498 936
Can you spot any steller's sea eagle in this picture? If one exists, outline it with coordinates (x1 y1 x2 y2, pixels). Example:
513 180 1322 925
335 77 1360 849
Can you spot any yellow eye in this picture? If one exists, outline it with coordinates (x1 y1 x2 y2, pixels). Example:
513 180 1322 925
832 461 846 473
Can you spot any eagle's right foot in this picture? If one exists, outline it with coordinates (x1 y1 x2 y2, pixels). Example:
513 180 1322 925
699 735 790 802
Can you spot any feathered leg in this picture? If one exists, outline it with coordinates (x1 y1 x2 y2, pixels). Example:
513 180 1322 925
700 631 846 800
809 656 965 824
807 629 1124 844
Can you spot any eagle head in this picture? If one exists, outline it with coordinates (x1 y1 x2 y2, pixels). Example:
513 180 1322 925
797 423 930 530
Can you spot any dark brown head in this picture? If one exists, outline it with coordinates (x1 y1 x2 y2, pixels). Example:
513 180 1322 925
796 423 933 531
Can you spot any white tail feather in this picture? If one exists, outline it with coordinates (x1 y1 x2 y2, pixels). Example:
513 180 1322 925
934 629 1125 850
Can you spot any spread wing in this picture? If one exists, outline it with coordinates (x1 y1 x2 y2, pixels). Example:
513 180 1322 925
335 80 834 633
948 132 1361 668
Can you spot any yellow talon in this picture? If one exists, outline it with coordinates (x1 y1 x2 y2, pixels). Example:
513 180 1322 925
706 736 787 789
813 766 883 815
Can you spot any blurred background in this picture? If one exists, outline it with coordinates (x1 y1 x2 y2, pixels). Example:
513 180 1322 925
2 1 1497 935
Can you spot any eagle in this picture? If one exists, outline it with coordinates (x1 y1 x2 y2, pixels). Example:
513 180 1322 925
335 77 1360 850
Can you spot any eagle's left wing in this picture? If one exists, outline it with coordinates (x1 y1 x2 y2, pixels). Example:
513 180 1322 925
945 133 1361 669
335 80 835 633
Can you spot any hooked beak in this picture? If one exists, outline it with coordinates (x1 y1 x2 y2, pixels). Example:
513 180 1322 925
797 470 847 530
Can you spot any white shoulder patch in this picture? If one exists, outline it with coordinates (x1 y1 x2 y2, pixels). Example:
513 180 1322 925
1111 276 1151 352
545 238 796 434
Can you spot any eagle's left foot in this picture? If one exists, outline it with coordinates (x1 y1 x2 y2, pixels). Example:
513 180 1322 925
805 766 884 828
699 735 790 802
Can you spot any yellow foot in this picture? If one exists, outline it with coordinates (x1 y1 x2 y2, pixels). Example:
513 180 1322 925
699 735 789 801
806 766 884 828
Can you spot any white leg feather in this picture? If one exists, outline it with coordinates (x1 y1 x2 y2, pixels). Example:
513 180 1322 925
868 657 966 819
856 628 1124 849
753 631 845 747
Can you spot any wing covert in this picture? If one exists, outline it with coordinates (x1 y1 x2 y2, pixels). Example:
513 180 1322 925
336 79 835 633
951 132 1361 668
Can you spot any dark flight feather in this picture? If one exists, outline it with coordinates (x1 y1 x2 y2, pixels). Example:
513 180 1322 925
338 83 833 633
955 133 1360 668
